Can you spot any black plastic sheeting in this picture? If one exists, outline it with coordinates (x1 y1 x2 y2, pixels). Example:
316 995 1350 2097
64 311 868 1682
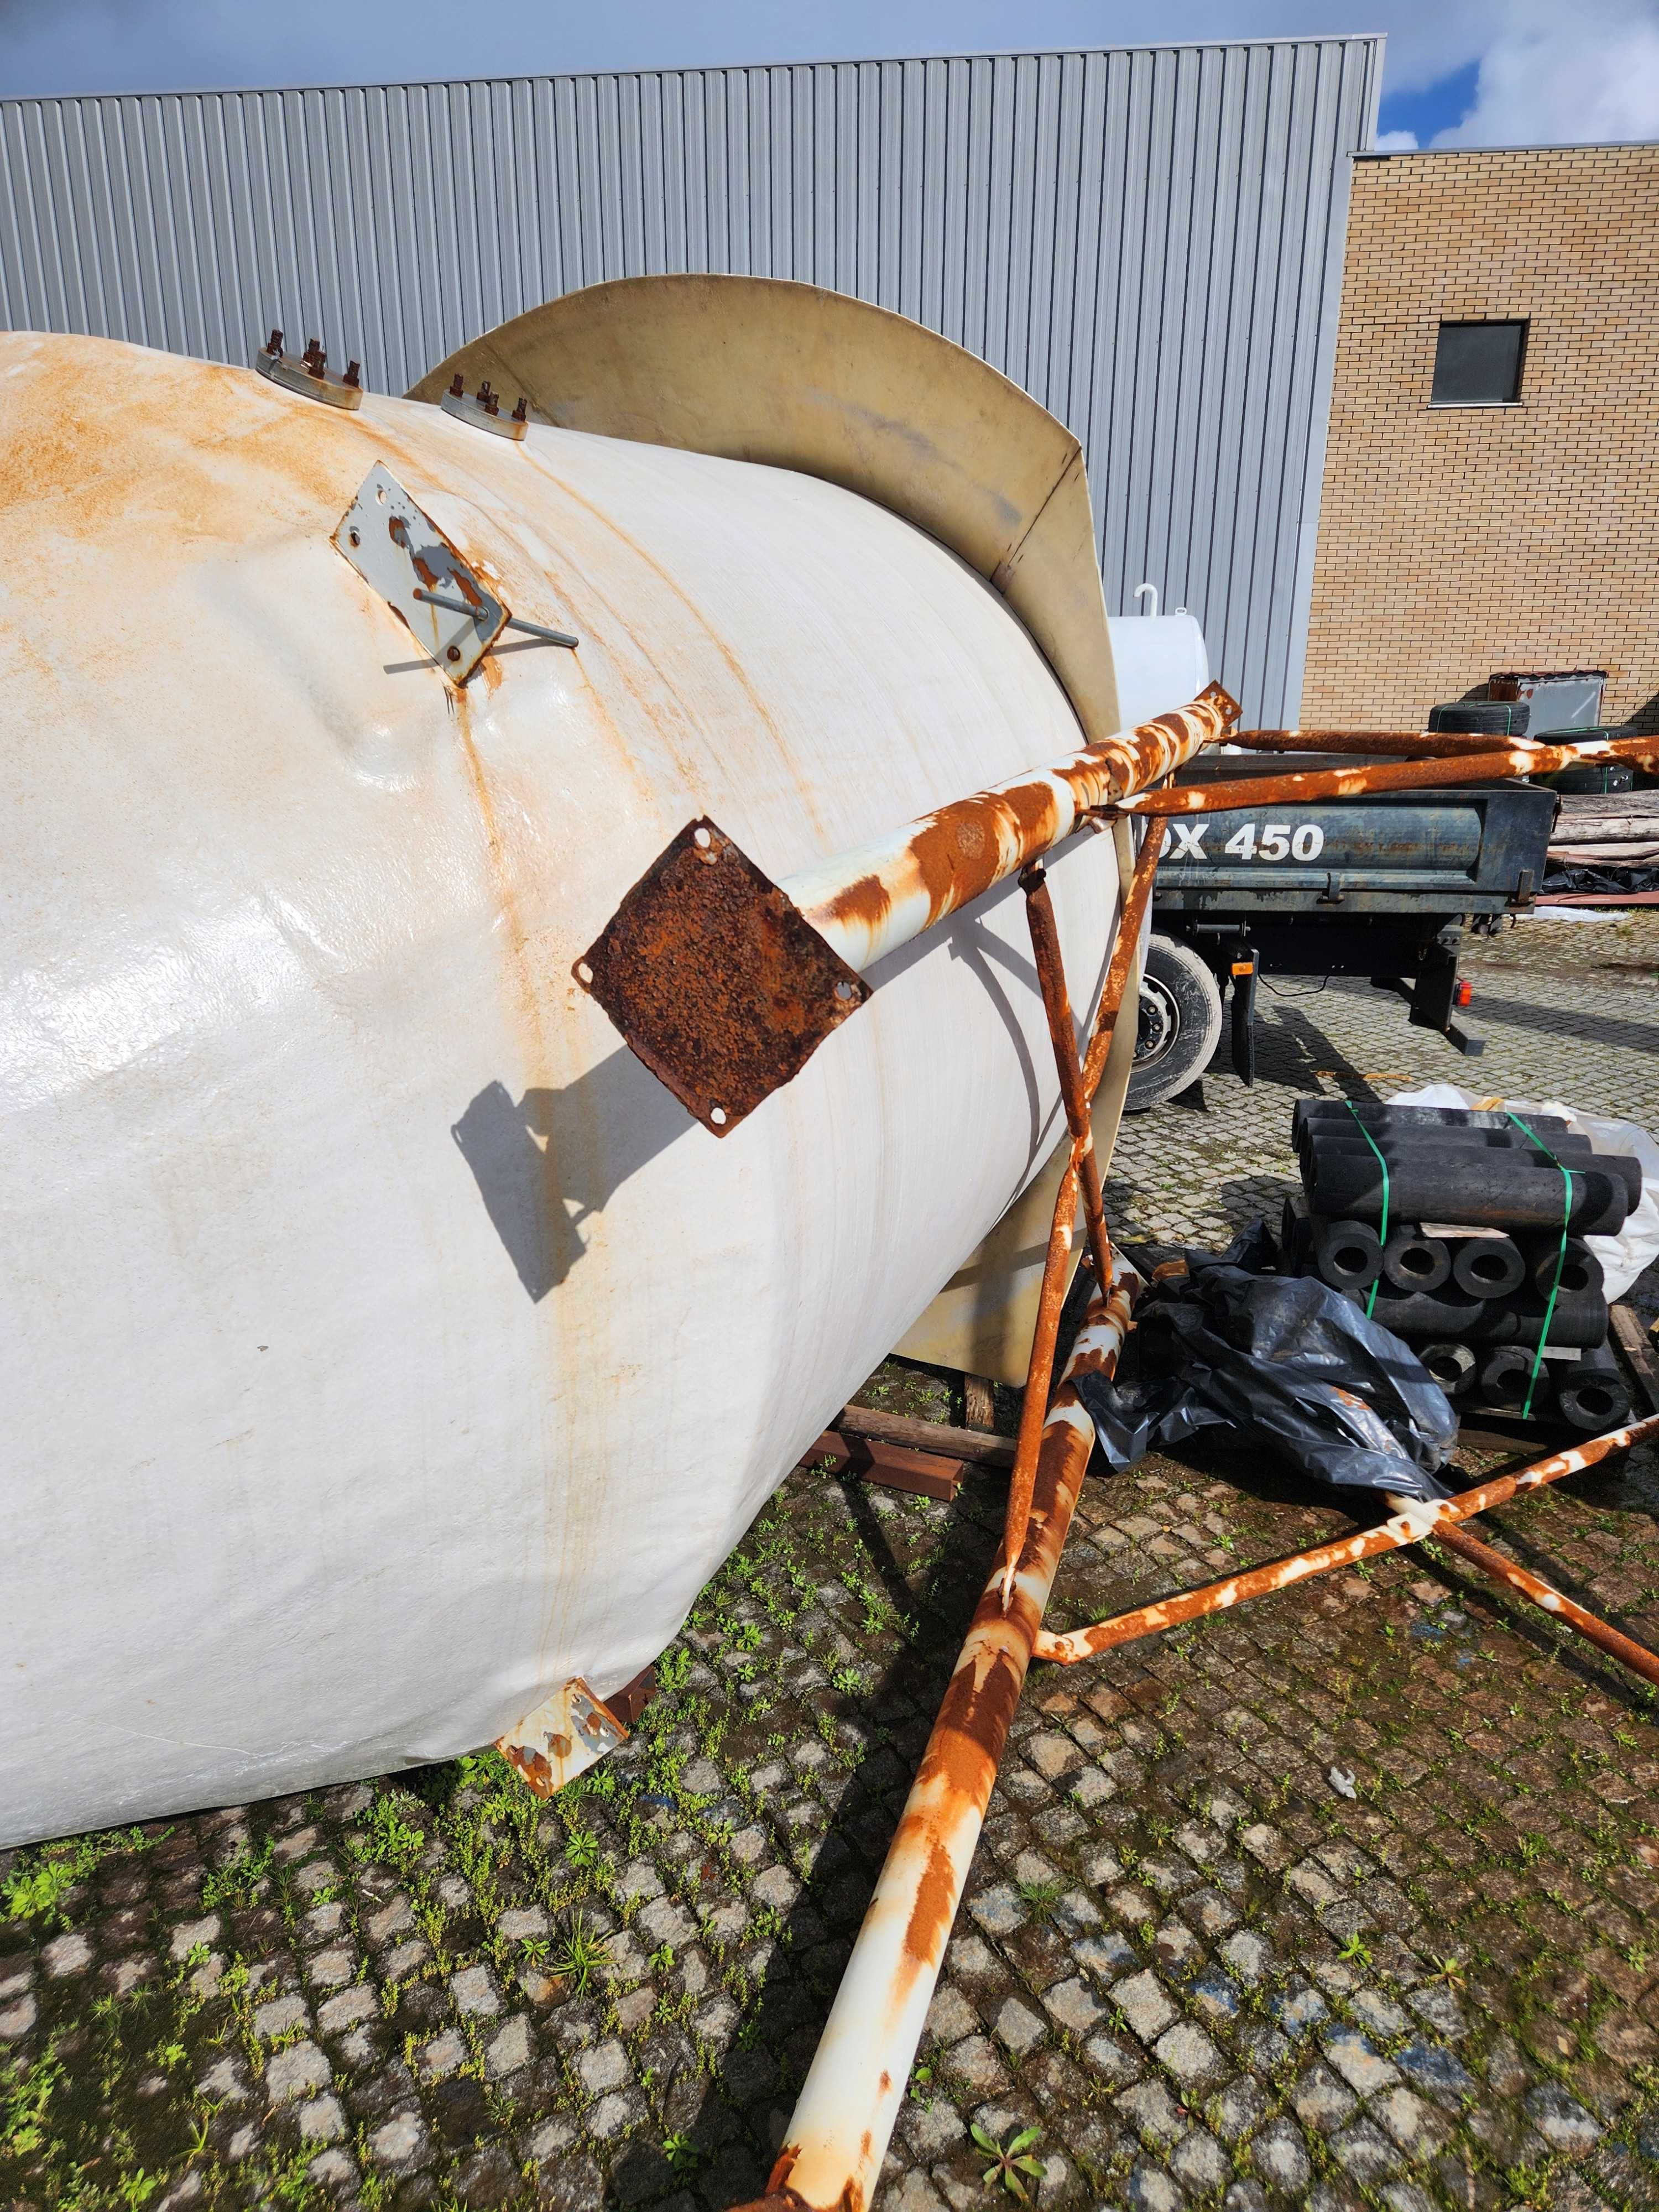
1544 863 1659 895
1074 1224 1458 1501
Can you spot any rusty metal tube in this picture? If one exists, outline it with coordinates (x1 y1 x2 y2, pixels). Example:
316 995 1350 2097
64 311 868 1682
1032 1415 1659 1663
995 828 1160 1606
1427 1521 1659 1687
997 1150 1086 1611
747 1260 1141 2212
1225 728 1559 759
1120 732 1659 818
1082 817 1164 1097
780 683 1239 973
1021 860 1113 1287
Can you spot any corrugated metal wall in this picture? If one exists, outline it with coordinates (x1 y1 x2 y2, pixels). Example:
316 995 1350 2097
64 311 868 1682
0 39 1381 719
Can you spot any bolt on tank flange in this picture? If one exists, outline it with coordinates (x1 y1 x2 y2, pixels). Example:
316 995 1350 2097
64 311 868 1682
441 372 531 440
254 328 363 410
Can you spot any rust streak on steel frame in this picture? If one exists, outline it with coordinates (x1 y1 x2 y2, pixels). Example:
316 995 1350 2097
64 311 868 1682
994 1153 1083 1611
1021 859 1113 1287
1225 728 1562 758
1123 731 1659 818
1032 1415 1659 1664
995 824 1161 1606
1082 817 1164 1098
729 1265 1140 2212
790 682 1240 973
1430 1521 1659 1687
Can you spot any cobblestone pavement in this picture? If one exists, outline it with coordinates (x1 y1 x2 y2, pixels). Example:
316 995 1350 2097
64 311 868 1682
4 918 1658 2212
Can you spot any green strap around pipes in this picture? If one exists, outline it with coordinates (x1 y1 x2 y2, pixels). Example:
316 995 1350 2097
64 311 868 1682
1344 1102 1389 1319
1505 1110 1575 1421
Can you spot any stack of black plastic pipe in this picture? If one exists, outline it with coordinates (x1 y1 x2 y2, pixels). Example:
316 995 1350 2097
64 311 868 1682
1286 1101 1642 1432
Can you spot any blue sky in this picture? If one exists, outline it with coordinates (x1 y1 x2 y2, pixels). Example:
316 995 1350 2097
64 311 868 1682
0 2 1655 148
1377 60 1480 146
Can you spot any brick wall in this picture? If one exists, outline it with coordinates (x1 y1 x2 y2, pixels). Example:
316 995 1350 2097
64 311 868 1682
1302 146 1659 731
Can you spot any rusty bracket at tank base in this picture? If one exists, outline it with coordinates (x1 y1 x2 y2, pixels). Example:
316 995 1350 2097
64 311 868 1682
496 1676 630 1797
573 684 1239 1134
496 1664 659 1796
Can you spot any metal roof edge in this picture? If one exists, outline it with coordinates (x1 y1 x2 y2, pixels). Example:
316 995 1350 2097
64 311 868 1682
1357 139 1659 159
0 33 1389 113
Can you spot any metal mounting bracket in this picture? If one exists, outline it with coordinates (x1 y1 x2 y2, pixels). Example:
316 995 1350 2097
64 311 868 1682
497 1676 630 1797
254 330 363 410
333 463 508 684
441 374 529 441
572 818 869 1137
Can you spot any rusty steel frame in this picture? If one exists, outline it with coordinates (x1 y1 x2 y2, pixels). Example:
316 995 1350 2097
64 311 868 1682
573 690 1659 2212
1032 1416 1659 1663
1021 858 1114 1289
996 823 1164 1606
782 682 1238 976
1428 1520 1659 1687
733 1258 1142 2212
1227 728 1559 759
1120 729 1659 819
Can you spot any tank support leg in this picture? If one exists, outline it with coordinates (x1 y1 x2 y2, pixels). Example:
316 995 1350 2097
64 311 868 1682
731 1264 1142 2212
996 826 1162 1605
1030 1418 1659 1670
1429 1521 1659 1686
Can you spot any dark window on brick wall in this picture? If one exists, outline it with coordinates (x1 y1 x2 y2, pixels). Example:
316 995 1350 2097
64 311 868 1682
1431 320 1527 405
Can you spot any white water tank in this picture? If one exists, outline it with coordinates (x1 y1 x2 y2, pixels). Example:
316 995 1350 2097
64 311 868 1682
1109 612 1211 728
0 325 1126 1846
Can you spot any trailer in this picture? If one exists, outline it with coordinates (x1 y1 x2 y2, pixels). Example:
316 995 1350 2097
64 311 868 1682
1126 753 1557 1107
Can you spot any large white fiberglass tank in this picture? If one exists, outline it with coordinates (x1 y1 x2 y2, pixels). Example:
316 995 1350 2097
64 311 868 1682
0 278 1136 1848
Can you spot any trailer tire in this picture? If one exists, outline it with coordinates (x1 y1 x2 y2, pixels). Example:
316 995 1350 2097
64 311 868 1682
1125 935 1225 1112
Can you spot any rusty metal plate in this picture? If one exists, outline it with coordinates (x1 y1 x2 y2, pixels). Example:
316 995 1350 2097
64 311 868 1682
574 818 869 1136
497 1676 629 1798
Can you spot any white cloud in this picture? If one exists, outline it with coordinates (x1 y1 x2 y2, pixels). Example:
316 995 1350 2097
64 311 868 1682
1434 0 1659 144
1374 128 1421 150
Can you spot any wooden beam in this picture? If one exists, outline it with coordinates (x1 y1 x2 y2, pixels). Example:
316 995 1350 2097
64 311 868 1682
963 1374 998 1432
1609 1303 1659 1419
836 1402 1015 1467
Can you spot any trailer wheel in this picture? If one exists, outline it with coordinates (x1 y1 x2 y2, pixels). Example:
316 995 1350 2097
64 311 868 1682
1125 935 1225 1112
